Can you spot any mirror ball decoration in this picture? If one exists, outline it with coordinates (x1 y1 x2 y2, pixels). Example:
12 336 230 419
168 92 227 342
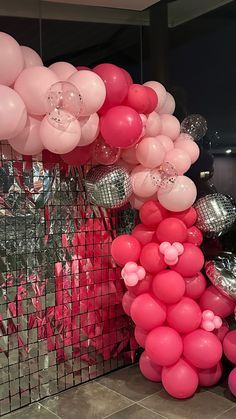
194 193 236 238
85 165 132 209
205 252 236 300
180 114 207 142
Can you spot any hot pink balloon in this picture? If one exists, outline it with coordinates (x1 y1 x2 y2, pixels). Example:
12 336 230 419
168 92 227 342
131 165 159 198
21 46 43 68
156 135 174 152
139 351 162 382
152 270 185 304
135 327 148 348
122 291 135 316
214 320 229 342
143 81 167 111
14 66 59 115
136 136 166 169
68 70 106 116
146 326 183 366
175 135 200 164
79 113 99 146
76 66 90 71
49 61 77 81
164 148 191 174
40 113 81 154
159 92 176 115
228 368 236 397
120 67 133 86
129 194 157 209
160 114 180 140
145 112 162 137
61 143 92 166
9 115 43 155
184 272 207 300
0 85 27 139
0 32 24 86
167 297 202 334
223 330 236 364
198 362 223 387
162 358 198 399
183 329 223 369
158 175 197 212
132 223 156 246
130 293 166 331
199 285 235 318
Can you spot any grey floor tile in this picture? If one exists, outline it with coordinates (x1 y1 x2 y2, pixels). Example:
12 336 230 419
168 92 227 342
209 378 236 403
216 407 236 418
41 381 132 419
105 404 163 419
97 365 162 402
140 389 235 419
3 403 58 418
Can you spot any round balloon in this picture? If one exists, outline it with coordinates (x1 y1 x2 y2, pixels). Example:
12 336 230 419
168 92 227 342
139 200 169 227
162 358 198 399
131 166 159 198
0 85 27 139
171 243 204 277
152 270 185 304
174 135 200 164
79 113 99 146
130 293 166 331
228 368 236 397
156 217 187 243
146 326 183 366
93 63 128 109
132 224 156 246
183 329 223 369
143 81 167 111
158 175 197 212
0 32 24 86
164 148 191 175
136 137 166 169
21 46 43 68
223 330 236 364
167 297 202 334
49 61 77 80
111 234 141 266
135 327 149 348
9 115 43 155
159 92 176 115
199 285 235 318
184 272 207 300
122 291 135 316
169 207 197 228
160 114 180 140
140 243 166 274
198 362 223 387
139 351 162 382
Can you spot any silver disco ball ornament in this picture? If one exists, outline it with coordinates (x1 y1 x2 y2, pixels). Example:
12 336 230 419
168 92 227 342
84 165 132 209
180 114 207 142
194 193 236 237
205 252 236 300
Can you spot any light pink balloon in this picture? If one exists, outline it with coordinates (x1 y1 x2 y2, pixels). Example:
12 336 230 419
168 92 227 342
139 113 147 138
129 194 157 209
9 115 43 155
21 46 43 68
159 92 176 115
136 137 166 169
131 165 159 198
156 134 174 152
78 113 99 146
14 66 59 115
0 32 24 86
40 112 81 154
121 146 139 165
175 135 200 164
68 70 106 116
160 114 180 140
164 148 191 174
0 85 27 139
145 112 162 137
49 61 77 81
143 81 167 111
158 175 197 211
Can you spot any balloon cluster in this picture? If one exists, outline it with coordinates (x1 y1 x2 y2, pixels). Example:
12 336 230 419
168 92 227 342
111 200 236 399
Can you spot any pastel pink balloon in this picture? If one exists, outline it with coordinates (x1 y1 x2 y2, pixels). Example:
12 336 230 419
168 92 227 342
21 46 43 68
174 136 200 164
121 146 139 165
158 175 197 212
9 115 43 155
131 165 159 198
164 148 191 174
139 113 147 137
159 92 176 115
135 327 148 347
136 137 166 169
49 61 77 81
145 112 162 137
0 85 27 139
139 351 162 382
78 113 99 146
143 81 167 111
14 66 59 115
40 113 81 154
129 194 157 209
68 70 106 116
155 134 174 152
160 114 180 140
0 32 24 86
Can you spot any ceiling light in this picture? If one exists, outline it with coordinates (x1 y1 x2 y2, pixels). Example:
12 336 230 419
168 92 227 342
226 149 232 154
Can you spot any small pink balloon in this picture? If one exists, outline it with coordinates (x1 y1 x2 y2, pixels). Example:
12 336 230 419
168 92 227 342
0 32 24 86
202 320 215 332
92 136 120 165
9 115 43 155
164 148 191 175
21 46 43 68
0 85 27 139
159 92 176 115
174 135 200 164
145 112 162 137
160 114 180 140
40 112 81 154
214 316 223 329
143 81 167 111
202 310 215 321
121 146 139 165
79 113 99 146
156 135 174 152
139 351 162 382
158 175 197 212
136 137 166 169
49 61 77 81
131 165 159 198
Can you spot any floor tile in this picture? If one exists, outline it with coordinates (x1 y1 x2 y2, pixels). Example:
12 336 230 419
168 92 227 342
209 377 236 403
140 389 235 419
105 404 162 419
216 406 236 418
97 365 162 402
3 403 58 419
41 381 132 419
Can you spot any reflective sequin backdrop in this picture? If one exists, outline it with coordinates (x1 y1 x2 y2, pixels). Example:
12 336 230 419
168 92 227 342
0 142 137 416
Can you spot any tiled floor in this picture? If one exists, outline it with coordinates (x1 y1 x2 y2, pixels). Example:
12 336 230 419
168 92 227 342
4 364 236 419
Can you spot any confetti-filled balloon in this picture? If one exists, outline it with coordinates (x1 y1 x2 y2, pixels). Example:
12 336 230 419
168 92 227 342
180 114 207 142
92 136 120 165
46 81 83 122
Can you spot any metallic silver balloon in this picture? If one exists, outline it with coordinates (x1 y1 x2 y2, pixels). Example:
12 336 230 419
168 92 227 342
194 193 236 237
84 165 132 209
205 252 236 300
180 114 207 141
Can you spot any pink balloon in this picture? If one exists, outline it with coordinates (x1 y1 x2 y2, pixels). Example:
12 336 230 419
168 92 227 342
121 146 139 165
135 327 148 348
127 273 153 296
122 291 135 316
199 285 235 318
183 329 223 369
159 92 176 115
174 135 200 164
164 148 191 174
184 272 207 300
0 32 24 86
78 113 99 146
129 194 157 209
167 297 202 334
228 368 236 397
146 326 183 366
140 242 166 274
92 136 120 165
76 66 90 71
61 144 92 166
49 61 77 81
214 320 229 342
143 81 167 111
160 114 180 140
223 330 236 364
0 85 27 139
21 46 43 68
68 70 106 116
14 66 59 115
130 293 166 331
171 243 204 277
145 112 162 137
111 234 141 266
132 224 156 246
131 165 159 198
125 84 150 114
139 351 162 382
152 270 185 304
198 362 223 387
40 113 81 154
139 113 147 138
9 115 43 155
158 175 197 212
120 67 133 86
136 137 166 169
156 135 174 152
162 358 198 399
144 86 158 114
